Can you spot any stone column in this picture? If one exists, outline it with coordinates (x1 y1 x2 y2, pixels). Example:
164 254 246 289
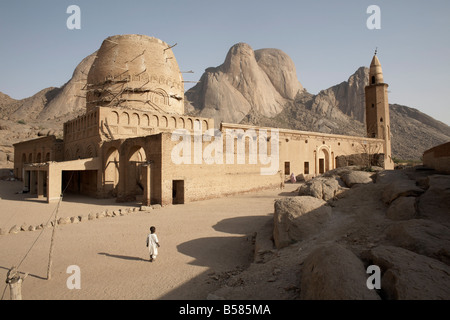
37 170 45 199
141 164 151 206
47 163 62 203
116 151 127 202
30 171 37 195
23 170 30 193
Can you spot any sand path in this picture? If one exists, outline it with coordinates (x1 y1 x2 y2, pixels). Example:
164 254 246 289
0 180 298 300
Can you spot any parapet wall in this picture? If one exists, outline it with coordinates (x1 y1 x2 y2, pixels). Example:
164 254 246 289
423 142 450 173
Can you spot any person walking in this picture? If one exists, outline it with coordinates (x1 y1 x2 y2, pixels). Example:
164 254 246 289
146 226 160 262
290 172 296 183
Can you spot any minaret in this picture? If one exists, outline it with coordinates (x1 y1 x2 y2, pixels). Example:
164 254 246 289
365 51 394 169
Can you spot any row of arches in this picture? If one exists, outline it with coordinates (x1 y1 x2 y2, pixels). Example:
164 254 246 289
64 111 99 135
107 111 210 131
22 152 51 164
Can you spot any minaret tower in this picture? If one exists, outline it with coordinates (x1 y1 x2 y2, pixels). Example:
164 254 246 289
365 50 394 169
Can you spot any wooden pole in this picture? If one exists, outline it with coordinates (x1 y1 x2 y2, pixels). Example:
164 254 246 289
6 266 28 300
47 195 62 280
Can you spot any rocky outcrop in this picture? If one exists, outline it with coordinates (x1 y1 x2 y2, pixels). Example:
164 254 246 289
209 167 450 300
254 48 303 100
38 52 97 120
273 196 331 249
386 196 417 220
379 173 424 204
417 175 450 224
185 43 304 126
362 245 450 300
7 53 96 122
341 170 375 188
310 67 368 123
298 176 346 201
385 219 450 265
300 243 380 300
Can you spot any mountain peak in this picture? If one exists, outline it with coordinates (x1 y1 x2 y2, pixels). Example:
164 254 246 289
185 42 304 125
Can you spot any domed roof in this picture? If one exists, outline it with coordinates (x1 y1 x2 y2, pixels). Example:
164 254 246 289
86 34 184 114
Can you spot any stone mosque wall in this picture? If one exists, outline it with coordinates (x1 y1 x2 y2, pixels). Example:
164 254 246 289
13 34 393 205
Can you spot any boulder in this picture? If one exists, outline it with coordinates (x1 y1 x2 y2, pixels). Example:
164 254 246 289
322 166 360 178
9 225 20 234
386 196 416 221
300 243 380 300
385 219 450 265
97 211 106 219
140 205 153 212
70 216 80 224
381 178 424 204
273 196 332 249
376 170 403 184
417 175 450 224
58 217 71 225
341 170 374 188
361 245 450 299
298 177 346 201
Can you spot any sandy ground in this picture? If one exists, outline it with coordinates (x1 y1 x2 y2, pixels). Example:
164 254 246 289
0 179 298 300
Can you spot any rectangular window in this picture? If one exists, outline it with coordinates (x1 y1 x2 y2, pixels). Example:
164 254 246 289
284 162 290 175
304 162 309 175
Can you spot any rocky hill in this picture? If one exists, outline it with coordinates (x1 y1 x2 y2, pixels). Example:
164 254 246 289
2 53 96 123
185 43 304 125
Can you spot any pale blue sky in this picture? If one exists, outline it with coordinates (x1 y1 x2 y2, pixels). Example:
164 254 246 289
0 0 449 125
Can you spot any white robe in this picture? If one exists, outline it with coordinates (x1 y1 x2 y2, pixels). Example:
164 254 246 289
147 233 159 257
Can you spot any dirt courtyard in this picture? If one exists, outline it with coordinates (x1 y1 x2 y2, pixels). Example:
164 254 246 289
0 179 298 300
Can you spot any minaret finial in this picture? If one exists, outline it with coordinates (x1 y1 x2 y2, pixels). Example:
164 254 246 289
374 47 378 55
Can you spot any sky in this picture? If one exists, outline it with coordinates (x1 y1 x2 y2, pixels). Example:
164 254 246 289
0 0 449 125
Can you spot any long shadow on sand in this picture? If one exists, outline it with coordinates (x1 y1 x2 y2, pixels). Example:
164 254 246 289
98 252 147 262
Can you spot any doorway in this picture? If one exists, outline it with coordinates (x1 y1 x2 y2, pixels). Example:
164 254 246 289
172 180 185 204
319 159 325 174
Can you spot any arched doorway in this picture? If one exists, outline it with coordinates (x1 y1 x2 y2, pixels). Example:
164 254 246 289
317 146 331 174
125 146 147 197
104 147 119 197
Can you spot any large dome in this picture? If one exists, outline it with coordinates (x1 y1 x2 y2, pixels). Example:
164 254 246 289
86 34 184 114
